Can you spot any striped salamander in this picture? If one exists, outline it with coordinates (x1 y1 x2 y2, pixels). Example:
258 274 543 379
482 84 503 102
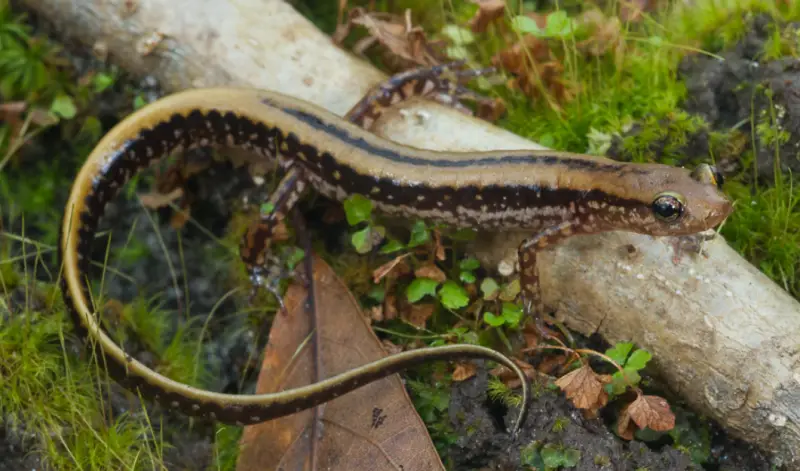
59 63 732 433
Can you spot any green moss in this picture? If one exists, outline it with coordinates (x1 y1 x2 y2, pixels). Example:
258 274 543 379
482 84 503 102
722 175 800 299
0 283 168 470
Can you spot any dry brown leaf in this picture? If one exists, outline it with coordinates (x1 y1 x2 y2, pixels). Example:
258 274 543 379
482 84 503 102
554 364 609 411
620 0 659 22
414 262 447 283
139 188 184 209
402 303 435 329
452 362 477 382
536 353 569 375
626 394 676 432
475 97 507 122
489 358 535 389
492 28 576 107
468 0 506 33
373 253 411 283
576 9 623 57
432 230 446 261
334 8 445 67
237 256 445 471
384 293 399 321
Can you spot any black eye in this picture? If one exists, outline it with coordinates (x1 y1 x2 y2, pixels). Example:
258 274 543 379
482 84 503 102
652 193 684 222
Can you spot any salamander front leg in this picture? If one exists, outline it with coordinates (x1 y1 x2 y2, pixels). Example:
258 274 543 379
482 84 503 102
240 166 308 310
518 221 579 340
345 60 496 129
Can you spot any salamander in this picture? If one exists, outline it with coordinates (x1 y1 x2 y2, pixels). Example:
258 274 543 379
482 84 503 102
59 63 732 434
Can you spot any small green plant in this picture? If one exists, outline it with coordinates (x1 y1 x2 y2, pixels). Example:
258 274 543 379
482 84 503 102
520 441 581 470
604 342 652 397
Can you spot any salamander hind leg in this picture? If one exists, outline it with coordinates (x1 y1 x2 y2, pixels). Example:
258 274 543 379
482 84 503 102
344 60 497 130
518 221 579 340
240 166 308 311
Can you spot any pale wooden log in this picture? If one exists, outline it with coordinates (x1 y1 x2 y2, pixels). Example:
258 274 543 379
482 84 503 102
16 0 800 467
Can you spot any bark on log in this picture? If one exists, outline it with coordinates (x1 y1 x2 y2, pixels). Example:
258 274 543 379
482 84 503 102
16 0 800 467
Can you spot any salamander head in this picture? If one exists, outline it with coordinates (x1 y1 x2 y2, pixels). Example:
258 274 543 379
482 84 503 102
600 163 733 236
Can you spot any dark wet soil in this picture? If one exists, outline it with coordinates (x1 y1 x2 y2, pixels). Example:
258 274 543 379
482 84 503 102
0 5 792 471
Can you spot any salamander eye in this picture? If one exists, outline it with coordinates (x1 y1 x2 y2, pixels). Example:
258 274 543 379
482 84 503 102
652 192 685 222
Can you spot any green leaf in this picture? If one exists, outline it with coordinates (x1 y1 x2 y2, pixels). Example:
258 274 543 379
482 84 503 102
406 278 440 303
606 342 634 366
379 238 405 254
368 284 386 303
483 312 505 327
284 247 305 270
626 349 652 371
459 257 480 271
438 281 470 310
501 302 523 328
511 15 543 36
343 194 373 226
133 94 147 110
260 202 275 215
441 25 475 45
544 10 575 38
480 278 499 299
408 220 430 247
459 271 476 283
562 448 581 467
50 94 76 119
541 444 565 467
351 227 372 254
519 442 543 467
93 73 115 92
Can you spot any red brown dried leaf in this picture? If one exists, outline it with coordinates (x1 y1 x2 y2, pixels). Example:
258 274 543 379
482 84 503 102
475 97 507 122
620 0 659 22
139 188 184 209
492 34 575 107
626 394 676 432
452 362 478 381
432 230 446 261
373 253 412 283
490 358 536 388
169 209 191 229
414 262 447 283
334 7 444 67
554 363 609 411
576 9 623 57
536 353 570 375
468 0 506 33
402 303 435 328
384 293 399 321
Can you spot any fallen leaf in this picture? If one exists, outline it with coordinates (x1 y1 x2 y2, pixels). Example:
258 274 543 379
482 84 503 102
576 9 623 57
624 394 676 432
138 188 184 209
554 364 609 411
536 353 569 375
372 253 411 283
468 0 506 33
237 256 445 471
620 0 659 22
452 362 478 381
492 30 576 107
475 97 507 122
432 230 446 261
384 293 399 320
402 302 435 329
490 358 536 389
414 262 447 283
334 8 446 67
